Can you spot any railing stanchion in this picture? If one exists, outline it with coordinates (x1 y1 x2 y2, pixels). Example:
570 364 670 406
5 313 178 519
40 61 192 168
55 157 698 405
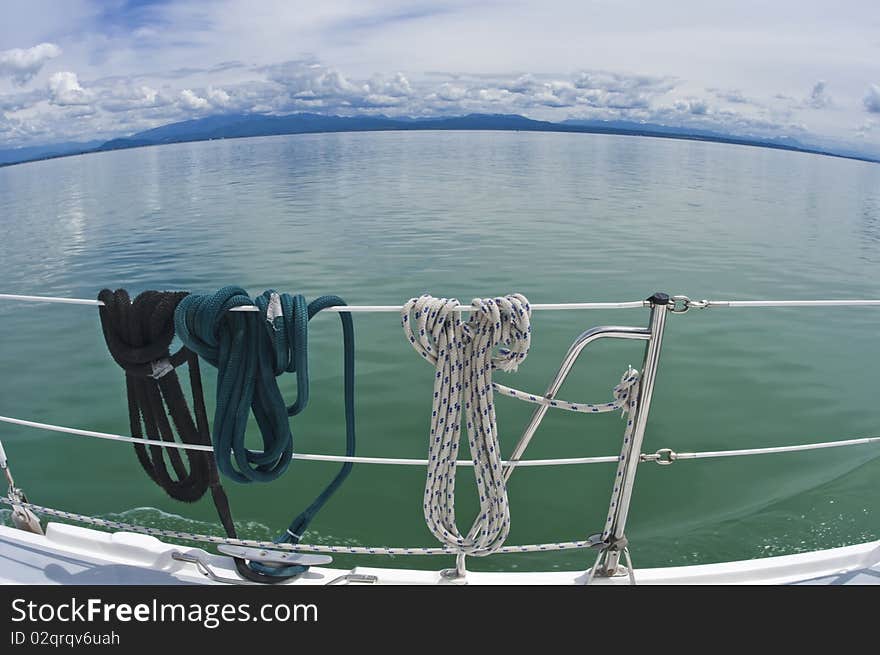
595 292 669 578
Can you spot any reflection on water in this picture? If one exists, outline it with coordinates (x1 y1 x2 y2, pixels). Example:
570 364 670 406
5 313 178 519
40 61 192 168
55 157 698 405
0 131 878 571
859 195 880 256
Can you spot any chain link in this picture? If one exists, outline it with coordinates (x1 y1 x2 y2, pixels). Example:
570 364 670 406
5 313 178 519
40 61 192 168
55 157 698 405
640 448 677 465
668 296 709 313
668 295 691 313
0 496 596 556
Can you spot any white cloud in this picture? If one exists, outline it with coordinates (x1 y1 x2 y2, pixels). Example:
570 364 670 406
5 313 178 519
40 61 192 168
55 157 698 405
178 89 210 110
100 85 169 112
259 61 420 110
266 61 362 105
435 82 467 101
627 101 805 140
572 71 674 109
0 42 61 85
675 98 710 115
206 86 232 108
360 73 413 106
410 70 676 115
864 84 880 113
47 72 93 106
0 54 870 156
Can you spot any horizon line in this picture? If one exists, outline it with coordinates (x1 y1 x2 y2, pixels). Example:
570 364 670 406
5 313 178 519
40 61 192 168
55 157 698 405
2 116 879 169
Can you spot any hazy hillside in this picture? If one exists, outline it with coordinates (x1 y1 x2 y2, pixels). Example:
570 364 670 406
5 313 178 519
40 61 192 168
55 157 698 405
2 113 878 167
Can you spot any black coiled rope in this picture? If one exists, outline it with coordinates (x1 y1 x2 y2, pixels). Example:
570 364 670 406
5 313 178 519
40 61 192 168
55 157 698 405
98 289 220 502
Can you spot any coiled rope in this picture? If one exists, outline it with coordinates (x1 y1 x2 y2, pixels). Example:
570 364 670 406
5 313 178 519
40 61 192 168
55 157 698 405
402 293 531 556
96 289 275 583
97 289 224 505
174 287 291 484
173 286 356 578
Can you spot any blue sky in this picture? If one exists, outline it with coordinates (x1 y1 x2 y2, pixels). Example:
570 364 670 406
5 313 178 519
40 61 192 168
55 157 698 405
1 1 879 155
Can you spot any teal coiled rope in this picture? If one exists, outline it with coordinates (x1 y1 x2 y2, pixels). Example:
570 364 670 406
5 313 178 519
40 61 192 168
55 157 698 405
173 286 356 579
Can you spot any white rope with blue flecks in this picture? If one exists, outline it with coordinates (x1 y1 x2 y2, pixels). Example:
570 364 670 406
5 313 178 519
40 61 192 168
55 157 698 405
493 367 639 415
401 293 532 556
598 370 640 541
488 367 641 542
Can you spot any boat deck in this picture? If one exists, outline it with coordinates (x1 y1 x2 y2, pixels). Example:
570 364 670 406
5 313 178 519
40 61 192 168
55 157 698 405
2 523 878 585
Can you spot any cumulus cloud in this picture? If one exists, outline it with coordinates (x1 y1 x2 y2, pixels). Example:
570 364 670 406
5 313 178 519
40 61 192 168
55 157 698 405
133 61 677 121
575 71 675 106
626 101 804 140
100 85 170 112
496 75 575 107
362 73 413 107
0 43 61 85
0 50 874 157
47 72 93 106
440 71 678 113
435 82 467 101
675 98 709 115
416 70 675 114
262 61 413 109
864 84 880 113
267 61 359 101
94 81 236 115
806 80 832 109
5 59 681 139
206 86 233 109
178 89 211 111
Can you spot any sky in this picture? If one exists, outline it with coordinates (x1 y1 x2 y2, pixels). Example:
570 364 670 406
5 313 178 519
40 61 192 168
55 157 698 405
1 0 879 156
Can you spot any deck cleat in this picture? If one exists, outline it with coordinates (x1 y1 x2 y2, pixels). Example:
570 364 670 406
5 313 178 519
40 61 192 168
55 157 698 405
216 544 333 567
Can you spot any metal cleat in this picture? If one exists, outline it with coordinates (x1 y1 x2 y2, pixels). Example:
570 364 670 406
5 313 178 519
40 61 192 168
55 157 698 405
217 544 333 567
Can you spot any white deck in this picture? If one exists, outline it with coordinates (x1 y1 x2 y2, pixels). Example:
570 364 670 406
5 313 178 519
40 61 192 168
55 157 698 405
1 522 878 585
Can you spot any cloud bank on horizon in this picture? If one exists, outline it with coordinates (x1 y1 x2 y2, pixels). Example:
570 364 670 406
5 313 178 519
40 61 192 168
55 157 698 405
1 0 879 156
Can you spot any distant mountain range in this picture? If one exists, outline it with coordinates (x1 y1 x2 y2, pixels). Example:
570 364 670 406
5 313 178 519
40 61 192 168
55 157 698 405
1 112 878 167
0 140 105 166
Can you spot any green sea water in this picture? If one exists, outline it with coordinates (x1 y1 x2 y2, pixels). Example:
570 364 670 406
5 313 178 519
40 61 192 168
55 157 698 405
0 130 878 573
